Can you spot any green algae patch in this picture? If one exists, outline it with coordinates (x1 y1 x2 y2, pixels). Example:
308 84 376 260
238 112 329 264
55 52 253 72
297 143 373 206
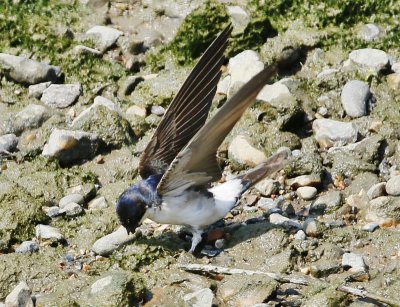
146 0 229 69
0 187 47 249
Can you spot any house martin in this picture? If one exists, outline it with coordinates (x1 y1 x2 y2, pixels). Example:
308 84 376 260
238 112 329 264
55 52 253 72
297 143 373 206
116 24 291 252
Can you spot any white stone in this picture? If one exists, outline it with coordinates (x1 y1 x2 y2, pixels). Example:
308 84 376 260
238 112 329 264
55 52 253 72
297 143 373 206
0 134 18 153
88 197 108 210
297 187 317 200
126 105 147 118
312 118 358 149
349 48 389 72
216 76 231 95
5 281 33 307
342 252 368 272
41 84 81 108
59 193 84 209
228 135 267 167
72 96 122 126
269 213 301 229
227 50 264 85
367 182 386 200
226 6 249 32
28 82 51 98
385 176 400 196
92 226 137 256
341 80 371 117
90 276 113 294
86 26 123 52
35 224 64 241
256 82 292 103
183 288 214 307
59 202 83 216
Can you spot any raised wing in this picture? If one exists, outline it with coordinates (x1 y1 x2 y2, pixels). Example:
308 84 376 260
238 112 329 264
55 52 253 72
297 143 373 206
157 63 279 196
138 24 233 179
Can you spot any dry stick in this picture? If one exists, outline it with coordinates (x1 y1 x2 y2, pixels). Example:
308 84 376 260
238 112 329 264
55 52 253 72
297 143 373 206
178 264 398 307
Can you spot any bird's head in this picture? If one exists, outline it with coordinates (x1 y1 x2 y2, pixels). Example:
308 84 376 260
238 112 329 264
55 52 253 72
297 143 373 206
116 190 148 234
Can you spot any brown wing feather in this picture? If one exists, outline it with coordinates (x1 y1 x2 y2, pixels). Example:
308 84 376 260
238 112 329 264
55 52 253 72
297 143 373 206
157 63 279 196
139 24 233 178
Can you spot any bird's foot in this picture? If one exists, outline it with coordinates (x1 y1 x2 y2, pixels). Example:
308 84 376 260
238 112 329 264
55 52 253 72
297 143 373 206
188 228 203 253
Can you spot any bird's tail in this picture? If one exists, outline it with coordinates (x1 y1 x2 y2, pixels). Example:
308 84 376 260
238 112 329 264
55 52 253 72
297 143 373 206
236 148 291 195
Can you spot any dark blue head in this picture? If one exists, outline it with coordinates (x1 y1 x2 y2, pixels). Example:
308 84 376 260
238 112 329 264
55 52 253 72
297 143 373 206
116 186 148 234
116 175 162 234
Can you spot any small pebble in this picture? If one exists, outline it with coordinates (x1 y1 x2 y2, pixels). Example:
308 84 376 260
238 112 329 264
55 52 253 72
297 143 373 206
59 202 83 216
215 239 225 249
367 182 386 200
303 218 325 237
5 281 33 307
349 48 389 72
297 186 318 200
35 224 64 241
341 80 371 118
385 176 400 196
269 213 302 229
151 105 165 116
46 206 61 218
362 223 379 232
342 252 368 273
15 241 39 253
88 197 108 210
59 194 84 209
294 230 307 240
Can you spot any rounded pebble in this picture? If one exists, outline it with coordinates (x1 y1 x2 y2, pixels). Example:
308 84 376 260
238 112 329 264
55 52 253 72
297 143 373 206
15 240 39 253
297 186 318 200
59 193 84 209
341 80 371 118
385 176 400 196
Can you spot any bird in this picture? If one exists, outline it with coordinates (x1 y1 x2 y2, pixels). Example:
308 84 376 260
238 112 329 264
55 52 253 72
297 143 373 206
116 23 291 253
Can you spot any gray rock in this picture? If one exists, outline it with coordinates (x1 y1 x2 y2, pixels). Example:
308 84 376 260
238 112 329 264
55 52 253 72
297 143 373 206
358 23 380 41
362 222 379 232
215 239 225 249
5 281 33 307
46 206 61 218
88 196 108 210
303 218 325 237
183 288 214 307
385 176 400 196
0 53 61 85
0 134 18 153
8 104 51 134
28 82 51 99
228 135 267 167
86 26 123 52
73 45 102 57
297 186 317 200
349 48 389 72
257 198 279 213
85 271 143 306
72 96 123 127
59 202 83 216
341 80 371 118
269 213 302 229
41 84 81 108
42 129 100 165
15 241 39 253
312 118 358 149
310 191 342 214
255 178 279 196
120 76 144 96
367 182 386 199
92 226 137 256
59 193 84 209
342 252 368 273
35 224 64 241
365 196 400 225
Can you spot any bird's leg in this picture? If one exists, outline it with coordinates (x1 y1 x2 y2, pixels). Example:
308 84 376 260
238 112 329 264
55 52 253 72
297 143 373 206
189 228 203 253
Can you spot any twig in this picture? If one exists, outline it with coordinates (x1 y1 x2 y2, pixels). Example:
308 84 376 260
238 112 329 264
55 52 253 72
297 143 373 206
337 285 398 307
178 263 397 306
177 263 313 286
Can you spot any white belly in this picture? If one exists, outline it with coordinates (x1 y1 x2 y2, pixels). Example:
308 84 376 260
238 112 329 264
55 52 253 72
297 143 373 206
146 179 243 229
